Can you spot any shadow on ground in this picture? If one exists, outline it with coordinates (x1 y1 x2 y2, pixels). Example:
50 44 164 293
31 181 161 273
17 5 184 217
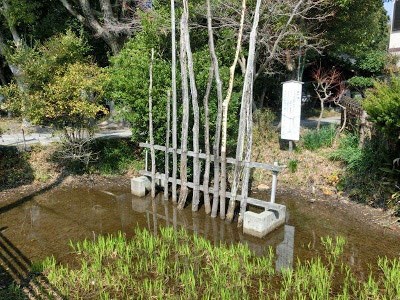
0 228 65 299
0 146 34 192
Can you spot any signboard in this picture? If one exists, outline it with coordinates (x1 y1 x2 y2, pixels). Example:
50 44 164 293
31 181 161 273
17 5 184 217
280 80 303 141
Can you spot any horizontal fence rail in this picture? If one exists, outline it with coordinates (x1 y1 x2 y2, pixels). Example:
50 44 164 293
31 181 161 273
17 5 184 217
139 143 281 172
139 142 281 204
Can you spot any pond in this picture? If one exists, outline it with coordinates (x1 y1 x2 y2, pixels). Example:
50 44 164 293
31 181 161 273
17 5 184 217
0 185 399 284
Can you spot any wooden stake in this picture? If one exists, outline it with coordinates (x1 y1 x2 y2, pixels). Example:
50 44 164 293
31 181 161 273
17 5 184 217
181 0 201 212
164 90 171 201
177 9 190 210
228 0 262 223
149 48 156 198
220 0 246 219
171 0 178 204
207 0 224 218
203 65 214 214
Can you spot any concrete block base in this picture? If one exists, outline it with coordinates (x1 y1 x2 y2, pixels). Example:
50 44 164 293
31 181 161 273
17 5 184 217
243 203 286 238
131 176 151 197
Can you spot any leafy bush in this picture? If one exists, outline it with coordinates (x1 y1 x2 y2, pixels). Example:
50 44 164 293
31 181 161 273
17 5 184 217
301 125 337 151
330 133 397 208
28 62 108 130
0 146 34 190
90 138 141 175
363 76 400 139
288 159 298 173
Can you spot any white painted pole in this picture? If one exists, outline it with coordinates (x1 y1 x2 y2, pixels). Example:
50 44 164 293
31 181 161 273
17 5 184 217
270 161 278 203
145 140 149 172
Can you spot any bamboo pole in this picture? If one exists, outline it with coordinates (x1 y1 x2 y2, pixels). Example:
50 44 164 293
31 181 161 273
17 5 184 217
149 48 156 198
203 65 214 214
181 0 201 212
177 9 190 210
219 0 246 219
171 0 178 204
227 0 262 223
164 90 171 200
207 0 224 218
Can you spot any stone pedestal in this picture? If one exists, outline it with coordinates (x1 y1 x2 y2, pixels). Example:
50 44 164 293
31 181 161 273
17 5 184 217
131 176 151 197
243 202 286 238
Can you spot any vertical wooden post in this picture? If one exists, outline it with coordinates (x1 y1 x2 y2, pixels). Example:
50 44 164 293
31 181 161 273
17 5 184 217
149 48 156 198
227 0 261 222
145 140 149 171
270 162 278 203
171 0 178 204
219 0 247 219
359 110 367 148
182 0 201 212
164 91 171 201
203 66 214 214
206 0 224 218
177 9 190 210
238 102 253 226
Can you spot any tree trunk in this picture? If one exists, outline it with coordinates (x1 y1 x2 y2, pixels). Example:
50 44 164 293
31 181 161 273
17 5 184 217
206 0 224 218
203 65 214 214
317 98 324 130
219 0 246 219
181 0 201 212
227 0 262 223
148 48 156 198
171 0 178 204
177 11 190 210
60 0 122 54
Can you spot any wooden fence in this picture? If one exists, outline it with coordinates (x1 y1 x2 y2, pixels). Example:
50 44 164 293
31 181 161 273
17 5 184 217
139 142 281 209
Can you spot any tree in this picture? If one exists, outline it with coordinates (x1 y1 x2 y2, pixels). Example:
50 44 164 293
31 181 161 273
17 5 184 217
321 0 390 94
312 67 344 130
205 0 331 81
59 0 144 54
0 0 72 86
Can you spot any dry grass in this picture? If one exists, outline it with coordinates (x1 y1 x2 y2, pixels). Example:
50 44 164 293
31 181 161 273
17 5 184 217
251 125 343 198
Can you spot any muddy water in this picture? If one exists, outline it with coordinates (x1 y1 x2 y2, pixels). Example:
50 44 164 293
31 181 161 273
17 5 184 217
1 186 399 279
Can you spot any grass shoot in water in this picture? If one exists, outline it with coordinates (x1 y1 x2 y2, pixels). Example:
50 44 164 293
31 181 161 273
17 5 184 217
38 228 400 299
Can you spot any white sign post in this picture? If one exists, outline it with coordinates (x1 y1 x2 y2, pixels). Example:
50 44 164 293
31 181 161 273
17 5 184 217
280 81 303 150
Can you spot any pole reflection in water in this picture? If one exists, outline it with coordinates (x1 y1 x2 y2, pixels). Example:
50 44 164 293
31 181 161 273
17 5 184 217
140 194 295 267
275 225 295 272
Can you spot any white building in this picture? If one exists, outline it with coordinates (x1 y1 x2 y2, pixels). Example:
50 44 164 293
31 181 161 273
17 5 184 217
389 0 400 57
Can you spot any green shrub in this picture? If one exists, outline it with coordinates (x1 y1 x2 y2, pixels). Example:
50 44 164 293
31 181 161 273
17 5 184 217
330 133 397 208
90 138 141 175
0 146 34 189
363 76 400 140
288 159 298 173
301 125 337 151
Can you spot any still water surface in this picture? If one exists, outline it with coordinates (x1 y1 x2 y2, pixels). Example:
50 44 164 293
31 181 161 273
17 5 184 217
1 186 399 279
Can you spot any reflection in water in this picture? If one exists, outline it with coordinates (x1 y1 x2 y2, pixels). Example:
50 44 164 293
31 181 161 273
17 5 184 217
276 225 295 271
1 186 399 285
141 195 295 268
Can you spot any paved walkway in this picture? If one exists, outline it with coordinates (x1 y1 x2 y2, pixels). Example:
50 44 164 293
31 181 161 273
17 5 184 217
0 122 132 147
